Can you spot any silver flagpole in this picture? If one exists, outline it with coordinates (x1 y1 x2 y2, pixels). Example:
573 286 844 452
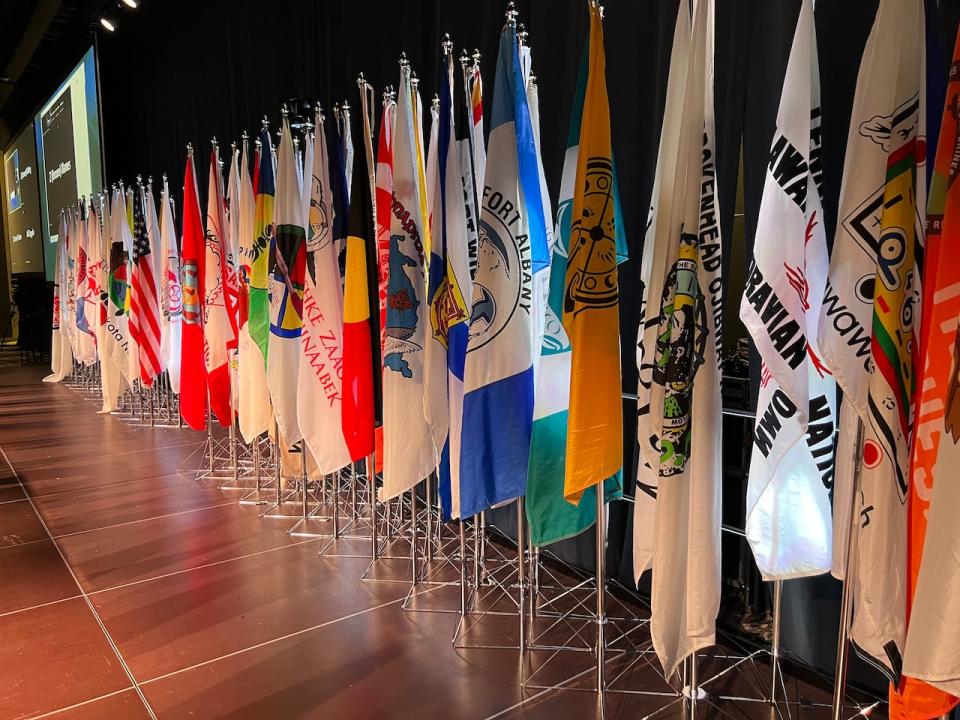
300 440 308 522
517 497 527 655
274 420 282 509
425 474 435 564
770 579 783 704
410 486 419 585
595 487 605 693
831 417 865 720
369 451 378 560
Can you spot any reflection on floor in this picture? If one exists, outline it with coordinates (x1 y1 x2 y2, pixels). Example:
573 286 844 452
0 365 883 719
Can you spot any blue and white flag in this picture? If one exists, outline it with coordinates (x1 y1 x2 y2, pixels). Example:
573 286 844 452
459 23 547 518
428 50 474 520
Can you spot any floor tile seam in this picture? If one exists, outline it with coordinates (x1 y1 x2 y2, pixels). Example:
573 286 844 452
0 593 85 620
9 440 206 471
49 500 239 540
84 536 325 597
16 686 136 720
0 443 159 720
24 471 199 500
137 585 444 687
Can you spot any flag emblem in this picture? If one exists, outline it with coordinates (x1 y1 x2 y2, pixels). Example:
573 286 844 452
469 214 527 347
565 157 617 312
654 231 708 477
384 232 423 378
182 260 201 324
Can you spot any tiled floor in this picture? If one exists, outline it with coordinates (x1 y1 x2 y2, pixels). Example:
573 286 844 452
0 366 869 719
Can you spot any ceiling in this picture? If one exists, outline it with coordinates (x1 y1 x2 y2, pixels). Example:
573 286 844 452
0 0 104 147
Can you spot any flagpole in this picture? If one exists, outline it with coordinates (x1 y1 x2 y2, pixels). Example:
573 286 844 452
595 487 605 694
368 451 378 561
517 496 527 655
770 578 783 704
410 486 419 585
831 417 865 720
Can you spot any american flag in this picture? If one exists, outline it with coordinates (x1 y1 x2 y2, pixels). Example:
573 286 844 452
130 186 162 385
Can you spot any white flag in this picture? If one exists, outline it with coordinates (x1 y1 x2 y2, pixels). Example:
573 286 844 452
633 0 723 679
817 0 925 680
159 179 183 393
267 119 307 445
381 65 438 501
298 113 351 475
739 0 836 580
44 212 73 383
102 189 134 400
238 134 273 443
75 205 98 366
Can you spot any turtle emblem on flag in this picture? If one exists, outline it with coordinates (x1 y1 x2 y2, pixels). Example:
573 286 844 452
654 230 708 477
566 157 617 314
385 233 422 378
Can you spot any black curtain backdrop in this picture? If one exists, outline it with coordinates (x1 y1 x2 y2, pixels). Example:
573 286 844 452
96 0 960 690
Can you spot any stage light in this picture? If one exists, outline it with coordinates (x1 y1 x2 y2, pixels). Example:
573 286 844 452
100 16 116 31
121 0 138 8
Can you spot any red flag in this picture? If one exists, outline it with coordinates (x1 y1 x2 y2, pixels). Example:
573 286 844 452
179 152 208 430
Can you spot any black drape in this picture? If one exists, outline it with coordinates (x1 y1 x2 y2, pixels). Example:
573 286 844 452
96 0 960 689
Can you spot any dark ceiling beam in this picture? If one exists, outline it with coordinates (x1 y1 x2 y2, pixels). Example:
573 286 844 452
0 0 65 111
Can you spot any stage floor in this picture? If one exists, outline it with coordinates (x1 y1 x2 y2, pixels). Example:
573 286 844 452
0 365 877 719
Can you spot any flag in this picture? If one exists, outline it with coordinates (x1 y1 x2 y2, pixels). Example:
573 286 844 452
158 178 183 393
633 0 724 678
738 0 836 580
459 22 546 518
100 190 130 412
180 151 208 431
130 186 162 386
428 50 474 520
376 93 397 352
44 212 73 382
267 118 308 444
341 92 381 463
204 147 238 427
298 111 352 475
300 124 314 233
342 103 355 199
74 206 97 366
527 27 623 547
86 199 106 365
379 65 438 501
467 55 487 264
227 146 242 412
817 0 926 681
562 3 625 505
239 129 275 442
123 189 140 385
894 21 960 720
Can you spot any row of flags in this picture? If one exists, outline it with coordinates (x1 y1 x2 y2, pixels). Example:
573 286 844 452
47 179 183 412
46 0 626 606
630 0 960 710
43 0 960 708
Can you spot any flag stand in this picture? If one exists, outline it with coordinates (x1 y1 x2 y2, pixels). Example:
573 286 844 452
286 441 336 544
451 499 532 650
520 494 669 704
260 421 303 519
399 479 463 610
